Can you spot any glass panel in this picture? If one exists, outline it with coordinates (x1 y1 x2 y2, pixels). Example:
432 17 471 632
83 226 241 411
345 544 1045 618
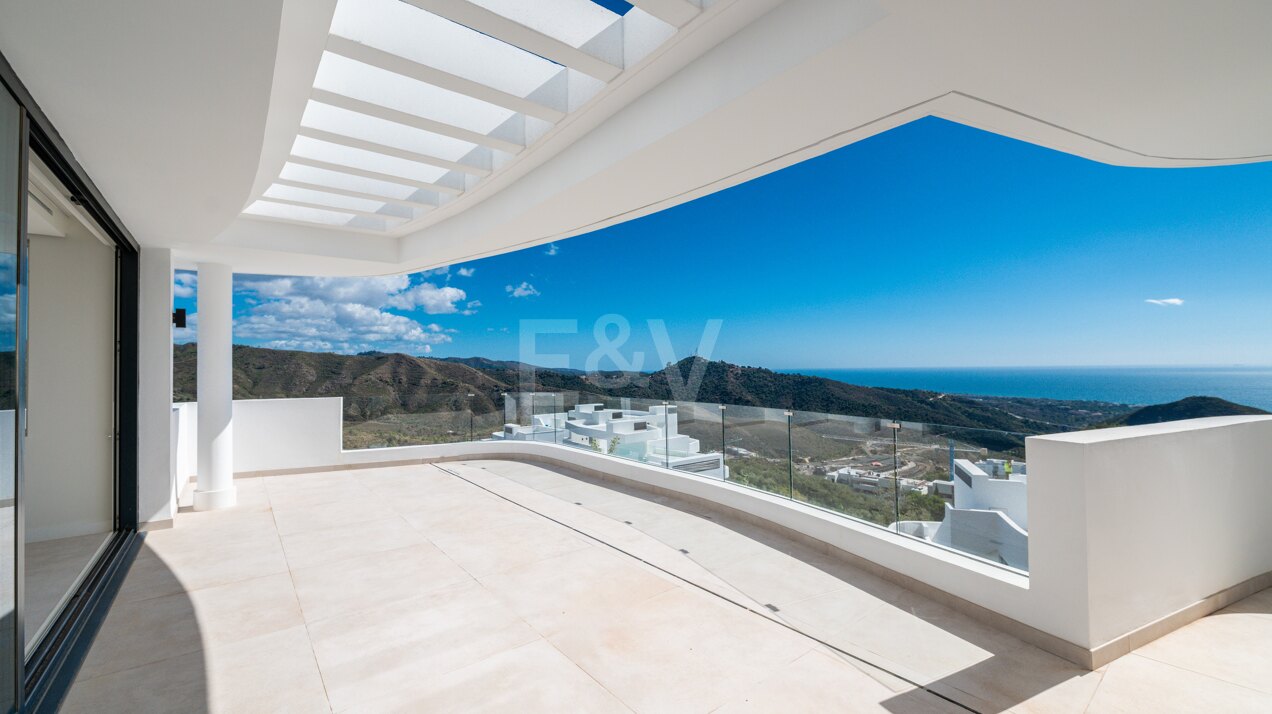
469 393 503 442
790 411 901 529
907 423 1030 571
721 405 791 499
620 397 665 466
892 430 957 539
532 393 560 444
23 158 117 652
0 84 21 712
662 401 725 479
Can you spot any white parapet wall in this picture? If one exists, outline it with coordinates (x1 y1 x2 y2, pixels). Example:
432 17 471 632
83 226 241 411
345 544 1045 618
1027 415 1272 661
174 398 344 478
165 398 1272 669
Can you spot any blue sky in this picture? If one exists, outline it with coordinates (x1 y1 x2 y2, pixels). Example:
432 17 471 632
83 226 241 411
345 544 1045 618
174 117 1272 370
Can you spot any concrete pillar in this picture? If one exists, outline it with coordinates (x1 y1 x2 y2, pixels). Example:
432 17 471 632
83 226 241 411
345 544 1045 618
137 247 175 526
194 262 236 510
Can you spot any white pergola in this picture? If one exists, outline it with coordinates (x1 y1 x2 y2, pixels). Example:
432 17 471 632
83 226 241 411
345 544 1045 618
3 0 1268 278
243 0 696 234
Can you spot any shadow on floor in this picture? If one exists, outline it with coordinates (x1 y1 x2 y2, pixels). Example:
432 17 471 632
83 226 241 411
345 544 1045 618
468 459 1090 713
58 541 210 713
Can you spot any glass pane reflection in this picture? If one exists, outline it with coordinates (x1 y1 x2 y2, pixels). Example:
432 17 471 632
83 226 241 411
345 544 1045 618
0 84 21 712
22 159 116 653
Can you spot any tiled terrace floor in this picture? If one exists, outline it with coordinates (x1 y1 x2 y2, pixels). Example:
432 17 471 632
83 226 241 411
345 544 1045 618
64 460 1272 713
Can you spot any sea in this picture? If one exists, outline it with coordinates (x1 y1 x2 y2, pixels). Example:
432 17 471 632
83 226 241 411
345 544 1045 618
777 366 1272 411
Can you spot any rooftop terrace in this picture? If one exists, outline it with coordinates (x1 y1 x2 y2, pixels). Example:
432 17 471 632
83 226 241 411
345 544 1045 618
65 460 1272 713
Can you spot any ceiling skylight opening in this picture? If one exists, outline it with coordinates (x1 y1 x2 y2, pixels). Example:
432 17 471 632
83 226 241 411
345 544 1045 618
279 162 422 202
290 135 452 185
591 0 634 15
466 0 622 48
313 53 518 137
262 183 389 215
299 101 481 165
329 0 564 99
243 200 360 227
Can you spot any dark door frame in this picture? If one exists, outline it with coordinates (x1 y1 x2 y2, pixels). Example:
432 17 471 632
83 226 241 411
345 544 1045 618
0 49 142 714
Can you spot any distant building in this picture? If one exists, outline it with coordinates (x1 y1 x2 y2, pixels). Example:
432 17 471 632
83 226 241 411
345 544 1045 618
896 458 1029 570
828 466 927 495
492 403 727 479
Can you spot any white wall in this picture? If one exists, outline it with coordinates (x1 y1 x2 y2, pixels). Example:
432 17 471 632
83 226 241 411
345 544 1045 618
173 402 198 493
137 247 174 526
1028 416 1272 648
172 398 344 475
25 226 116 542
229 397 344 473
953 460 1029 530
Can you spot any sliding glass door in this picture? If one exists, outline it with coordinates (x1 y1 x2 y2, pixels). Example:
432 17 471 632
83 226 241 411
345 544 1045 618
0 54 138 711
0 82 22 714
22 157 117 654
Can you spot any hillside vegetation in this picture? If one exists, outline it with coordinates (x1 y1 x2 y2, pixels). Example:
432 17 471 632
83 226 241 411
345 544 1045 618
174 345 1136 435
1096 396 1268 427
171 346 1269 450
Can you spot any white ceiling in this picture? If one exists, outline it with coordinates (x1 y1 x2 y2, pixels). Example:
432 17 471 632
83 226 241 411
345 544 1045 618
0 0 284 249
3 0 1270 276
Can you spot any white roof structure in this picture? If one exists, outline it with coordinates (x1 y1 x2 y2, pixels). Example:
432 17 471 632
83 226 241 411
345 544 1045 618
2 0 1271 276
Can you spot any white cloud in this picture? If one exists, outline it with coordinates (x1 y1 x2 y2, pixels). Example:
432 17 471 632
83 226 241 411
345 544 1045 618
386 282 467 314
1145 298 1185 306
457 267 475 277
174 271 197 298
174 311 198 343
235 302 452 354
544 243 560 256
238 275 410 306
229 273 471 354
505 282 540 298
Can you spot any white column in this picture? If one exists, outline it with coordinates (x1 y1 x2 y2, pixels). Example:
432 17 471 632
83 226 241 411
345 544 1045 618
194 262 236 510
137 247 175 526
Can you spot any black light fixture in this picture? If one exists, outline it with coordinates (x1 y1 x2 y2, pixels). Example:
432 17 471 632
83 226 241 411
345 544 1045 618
172 308 187 328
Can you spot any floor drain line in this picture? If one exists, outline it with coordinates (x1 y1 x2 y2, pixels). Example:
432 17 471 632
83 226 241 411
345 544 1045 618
433 463 982 714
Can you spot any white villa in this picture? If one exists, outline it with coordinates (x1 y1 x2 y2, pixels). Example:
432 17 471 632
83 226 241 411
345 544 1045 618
898 458 1030 570
828 465 926 495
493 403 728 479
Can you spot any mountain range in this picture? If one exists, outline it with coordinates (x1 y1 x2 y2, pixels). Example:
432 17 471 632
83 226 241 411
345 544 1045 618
173 344 1146 434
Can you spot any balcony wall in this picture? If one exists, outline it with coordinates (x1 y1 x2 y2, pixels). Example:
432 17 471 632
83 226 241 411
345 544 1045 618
1028 416 1272 658
167 398 1272 669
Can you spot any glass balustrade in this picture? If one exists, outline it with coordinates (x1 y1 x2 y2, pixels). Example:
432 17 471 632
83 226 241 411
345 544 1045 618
340 388 1039 572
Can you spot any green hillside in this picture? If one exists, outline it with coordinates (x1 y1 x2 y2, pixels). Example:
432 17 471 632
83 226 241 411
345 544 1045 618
1096 396 1268 427
174 345 1128 432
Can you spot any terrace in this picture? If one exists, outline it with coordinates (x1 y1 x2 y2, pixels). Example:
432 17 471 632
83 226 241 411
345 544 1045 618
2 0 1271 711
66 458 1272 712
